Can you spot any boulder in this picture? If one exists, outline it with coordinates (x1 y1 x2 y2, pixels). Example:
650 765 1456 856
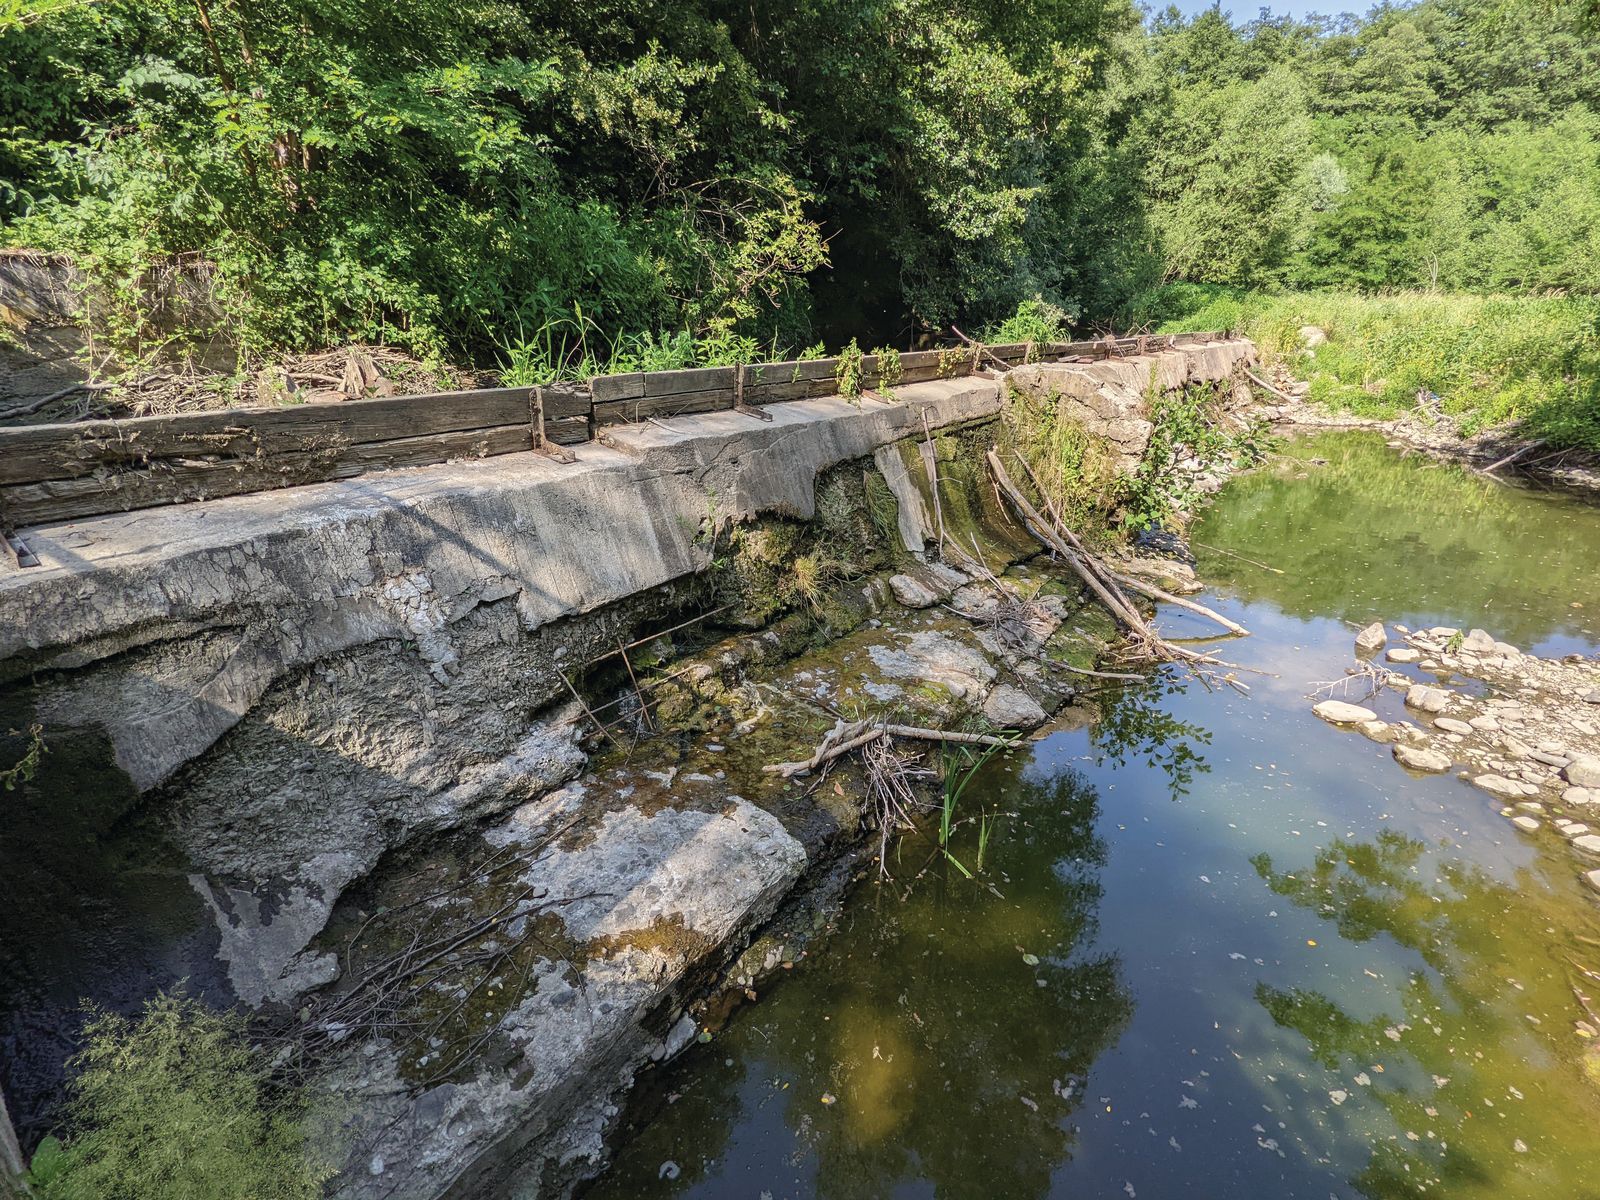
1314 700 1378 725
1393 745 1451 773
1355 622 1387 654
982 685 1047 728
1299 325 1328 349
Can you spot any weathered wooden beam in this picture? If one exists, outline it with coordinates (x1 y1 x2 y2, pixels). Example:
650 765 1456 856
0 422 577 526
0 384 590 487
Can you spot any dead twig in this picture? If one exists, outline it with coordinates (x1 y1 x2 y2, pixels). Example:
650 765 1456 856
763 718 1015 779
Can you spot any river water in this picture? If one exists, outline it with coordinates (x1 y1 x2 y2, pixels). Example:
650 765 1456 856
590 431 1600 1200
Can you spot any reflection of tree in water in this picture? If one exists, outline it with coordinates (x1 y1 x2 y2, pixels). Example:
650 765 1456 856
1251 831 1600 1200
593 759 1132 1200
1088 674 1212 799
1193 431 1600 647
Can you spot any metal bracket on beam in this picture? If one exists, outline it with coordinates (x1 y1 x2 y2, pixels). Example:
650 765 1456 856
2 528 40 569
732 364 772 421
531 386 577 464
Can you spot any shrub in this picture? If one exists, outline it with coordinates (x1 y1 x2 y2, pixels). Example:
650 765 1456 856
28 993 329 1200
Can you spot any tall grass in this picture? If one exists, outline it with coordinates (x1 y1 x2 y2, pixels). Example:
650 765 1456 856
493 306 828 387
1134 286 1600 453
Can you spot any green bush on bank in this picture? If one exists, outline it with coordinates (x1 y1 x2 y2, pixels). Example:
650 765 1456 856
1137 286 1600 454
28 994 328 1200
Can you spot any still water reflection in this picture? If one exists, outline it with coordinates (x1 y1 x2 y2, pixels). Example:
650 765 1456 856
591 432 1600 1200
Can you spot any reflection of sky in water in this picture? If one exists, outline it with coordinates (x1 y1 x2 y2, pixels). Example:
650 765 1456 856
592 432 1600 1200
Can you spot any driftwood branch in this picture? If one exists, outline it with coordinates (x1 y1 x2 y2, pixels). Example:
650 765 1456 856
763 719 1015 779
1243 368 1296 404
949 325 1013 373
0 381 114 420
987 448 1274 683
1108 572 1250 637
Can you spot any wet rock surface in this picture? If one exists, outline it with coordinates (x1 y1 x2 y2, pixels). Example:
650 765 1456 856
308 561 1101 1198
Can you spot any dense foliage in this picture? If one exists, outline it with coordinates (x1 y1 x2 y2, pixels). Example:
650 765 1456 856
1131 0 1600 293
0 0 1142 364
0 0 1594 379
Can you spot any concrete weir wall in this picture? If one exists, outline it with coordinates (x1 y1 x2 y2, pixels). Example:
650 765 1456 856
0 338 1255 1197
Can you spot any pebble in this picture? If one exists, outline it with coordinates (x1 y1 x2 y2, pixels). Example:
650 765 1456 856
1501 736 1532 759
1314 700 1378 725
1474 774 1525 798
1393 745 1451 773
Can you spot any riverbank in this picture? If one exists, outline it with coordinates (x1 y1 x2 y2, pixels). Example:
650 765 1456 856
1143 287 1600 488
1314 621 1600 895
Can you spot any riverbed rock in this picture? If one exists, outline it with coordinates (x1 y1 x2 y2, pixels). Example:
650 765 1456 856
1434 718 1474 736
1586 869 1600 895
1405 685 1450 714
1462 628 1497 653
1393 745 1451 773
1358 720 1398 743
1314 700 1378 725
1511 815 1541 832
889 574 942 609
1564 758 1600 789
982 685 1047 728
1573 834 1600 856
319 791 809 1200
1386 648 1421 664
1567 788 1597 806
1473 774 1524 799
865 630 998 701
1355 622 1387 654
1299 325 1328 349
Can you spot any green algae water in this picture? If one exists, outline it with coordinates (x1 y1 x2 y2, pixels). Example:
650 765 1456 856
589 431 1600 1200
